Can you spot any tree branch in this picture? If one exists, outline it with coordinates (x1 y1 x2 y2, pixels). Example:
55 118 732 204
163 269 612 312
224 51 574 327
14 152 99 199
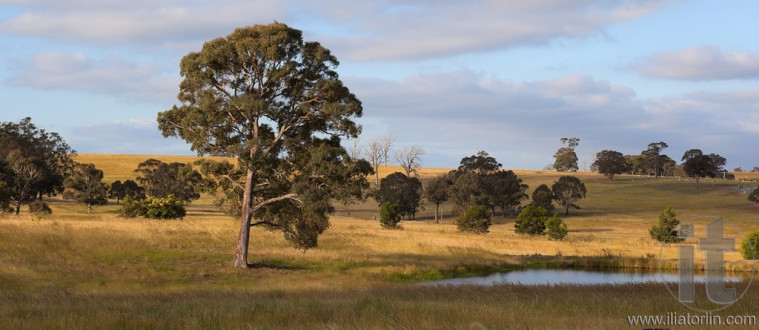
250 193 302 213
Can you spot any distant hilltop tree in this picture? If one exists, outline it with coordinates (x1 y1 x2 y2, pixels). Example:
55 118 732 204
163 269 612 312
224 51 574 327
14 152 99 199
553 137 579 172
642 142 668 177
458 151 502 174
681 149 726 188
593 150 630 180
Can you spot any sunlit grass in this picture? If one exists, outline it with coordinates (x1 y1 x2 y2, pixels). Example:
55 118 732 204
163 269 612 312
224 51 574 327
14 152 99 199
1 155 758 328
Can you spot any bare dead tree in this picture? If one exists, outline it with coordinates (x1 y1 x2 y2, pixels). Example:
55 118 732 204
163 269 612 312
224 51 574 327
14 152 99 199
379 134 394 167
348 138 362 159
395 146 424 177
364 137 383 185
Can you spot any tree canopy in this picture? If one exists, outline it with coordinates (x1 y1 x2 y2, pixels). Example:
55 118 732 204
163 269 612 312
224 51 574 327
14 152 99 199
530 184 554 212
425 174 451 223
457 151 502 174
485 170 528 217
108 179 146 203
0 118 76 214
157 23 369 268
135 159 203 202
681 149 725 188
642 142 668 177
63 163 108 214
374 172 423 219
553 137 579 172
448 171 489 213
593 150 629 180
552 175 586 215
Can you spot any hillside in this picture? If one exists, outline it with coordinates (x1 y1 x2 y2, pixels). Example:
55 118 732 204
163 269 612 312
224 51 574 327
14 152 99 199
2 154 759 328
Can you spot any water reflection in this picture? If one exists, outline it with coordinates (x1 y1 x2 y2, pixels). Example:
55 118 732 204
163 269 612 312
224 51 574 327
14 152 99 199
421 269 746 286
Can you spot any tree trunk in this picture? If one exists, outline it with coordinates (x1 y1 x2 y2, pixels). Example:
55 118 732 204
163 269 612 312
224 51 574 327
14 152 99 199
87 204 92 214
15 201 21 215
232 169 255 268
565 203 570 215
374 165 379 186
435 203 439 224
695 177 700 189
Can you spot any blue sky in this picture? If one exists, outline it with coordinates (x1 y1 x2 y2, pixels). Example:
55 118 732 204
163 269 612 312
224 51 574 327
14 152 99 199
0 0 757 170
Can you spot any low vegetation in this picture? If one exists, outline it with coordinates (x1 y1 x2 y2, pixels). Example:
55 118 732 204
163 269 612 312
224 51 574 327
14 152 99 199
455 204 491 234
546 214 568 240
379 202 401 229
648 206 681 243
742 232 759 260
1 160 759 327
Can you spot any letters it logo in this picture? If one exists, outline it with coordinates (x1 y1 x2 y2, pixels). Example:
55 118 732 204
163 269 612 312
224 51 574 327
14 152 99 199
660 217 754 312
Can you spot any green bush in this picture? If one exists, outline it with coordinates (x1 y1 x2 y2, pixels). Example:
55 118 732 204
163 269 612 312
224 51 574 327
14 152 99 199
742 232 759 260
145 195 186 219
649 206 681 242
28 200 52 215
379 202 401 229
119 196 148 218
120 195 185 220
515 206 549 235
546 214 568 240
456 205 491 234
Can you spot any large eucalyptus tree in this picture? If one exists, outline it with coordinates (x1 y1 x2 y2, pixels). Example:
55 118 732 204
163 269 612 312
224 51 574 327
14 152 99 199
158 23 370 268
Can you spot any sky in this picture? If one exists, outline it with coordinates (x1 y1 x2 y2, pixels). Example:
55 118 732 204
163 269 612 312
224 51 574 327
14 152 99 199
0 0 757 170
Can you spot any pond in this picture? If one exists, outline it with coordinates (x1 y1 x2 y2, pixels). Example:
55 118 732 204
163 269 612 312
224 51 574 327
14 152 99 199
421 269 748 286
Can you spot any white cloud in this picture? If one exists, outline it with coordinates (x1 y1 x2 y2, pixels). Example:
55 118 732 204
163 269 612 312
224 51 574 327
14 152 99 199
0 0 672 60
349 70 758 169
6 52 179 103
316 0 673 60
636 46 759 80
0 1 288 46
348 70 644 168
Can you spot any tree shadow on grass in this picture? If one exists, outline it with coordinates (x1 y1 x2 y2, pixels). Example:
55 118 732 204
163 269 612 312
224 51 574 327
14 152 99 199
247 261 302 270
569 228 613 233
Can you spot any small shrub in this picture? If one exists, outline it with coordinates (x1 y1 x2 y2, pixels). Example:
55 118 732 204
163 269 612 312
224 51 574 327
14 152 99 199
546 214 568 240
119 196 148 218
742 232 759 260
456 205 491 234
28 200 52 215
649 206 681 243
515 206 549 235
379 202 401 229
120 195 185 220
145 195 186 219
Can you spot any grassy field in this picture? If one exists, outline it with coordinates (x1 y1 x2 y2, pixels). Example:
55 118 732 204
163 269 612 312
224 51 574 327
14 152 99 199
1 154 758 328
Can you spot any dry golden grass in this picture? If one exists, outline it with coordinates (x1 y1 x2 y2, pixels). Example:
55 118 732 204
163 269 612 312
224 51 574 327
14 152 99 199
2 155 758 328
74 153 231 182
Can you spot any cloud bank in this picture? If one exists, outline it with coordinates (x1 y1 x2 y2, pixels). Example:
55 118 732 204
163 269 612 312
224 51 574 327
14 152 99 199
636 46 759 80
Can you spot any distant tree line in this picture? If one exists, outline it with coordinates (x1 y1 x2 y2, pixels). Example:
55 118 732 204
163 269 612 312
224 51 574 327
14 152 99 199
374 150 581 239
0 118 204 217
589 141 731 188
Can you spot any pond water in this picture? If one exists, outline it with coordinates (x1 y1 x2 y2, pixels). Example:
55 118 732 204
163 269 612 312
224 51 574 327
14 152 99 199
421 269 748 286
